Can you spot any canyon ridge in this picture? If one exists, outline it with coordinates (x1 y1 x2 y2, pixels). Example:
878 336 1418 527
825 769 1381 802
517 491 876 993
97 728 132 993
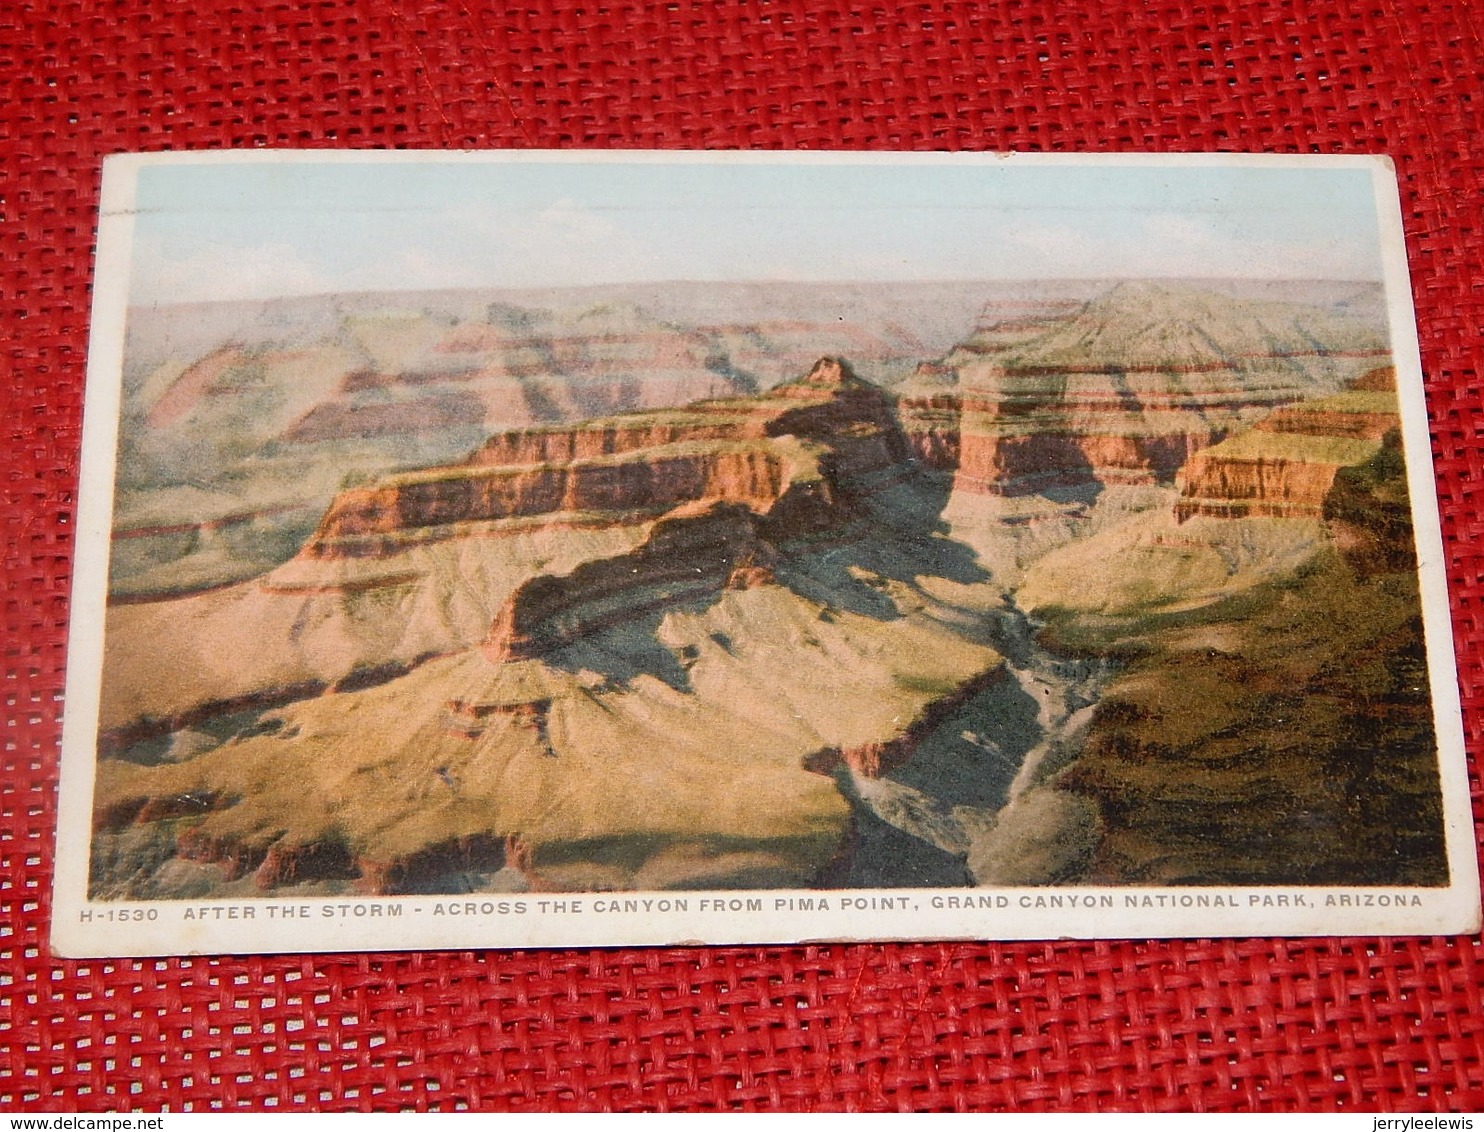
89 279 1447 898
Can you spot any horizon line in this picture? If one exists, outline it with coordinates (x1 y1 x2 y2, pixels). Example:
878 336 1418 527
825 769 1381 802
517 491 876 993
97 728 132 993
126 274 1387 310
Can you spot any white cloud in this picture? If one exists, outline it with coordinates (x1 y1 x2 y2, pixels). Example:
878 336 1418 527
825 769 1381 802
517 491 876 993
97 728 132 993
996 214 1377 281
530 197 623 244
420 197 667 288
130 238 330 305
497 199 691 287
127 198 659 302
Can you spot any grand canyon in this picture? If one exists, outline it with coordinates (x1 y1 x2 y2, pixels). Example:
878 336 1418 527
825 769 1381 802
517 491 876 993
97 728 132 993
88 278 1448 898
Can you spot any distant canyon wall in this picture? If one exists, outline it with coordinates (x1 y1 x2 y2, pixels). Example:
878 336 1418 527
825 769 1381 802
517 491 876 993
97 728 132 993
897 281 1391 500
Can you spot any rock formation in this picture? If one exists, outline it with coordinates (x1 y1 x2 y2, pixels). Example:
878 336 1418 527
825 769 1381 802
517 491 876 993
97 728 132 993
802 665 1008 779
1175 366 1400 521
302 356 905 561
461 358 913 693
1048 422 1444 887
481 503 780 663
92 281 1441 900
92 355 1009 897
112 288 946 598
898 283 1391 497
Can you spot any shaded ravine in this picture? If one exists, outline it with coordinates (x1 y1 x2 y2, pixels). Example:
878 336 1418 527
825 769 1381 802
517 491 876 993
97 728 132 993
831 594 1116 888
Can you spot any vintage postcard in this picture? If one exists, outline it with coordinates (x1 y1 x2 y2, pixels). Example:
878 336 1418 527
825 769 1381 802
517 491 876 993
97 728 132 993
51 151 1479 956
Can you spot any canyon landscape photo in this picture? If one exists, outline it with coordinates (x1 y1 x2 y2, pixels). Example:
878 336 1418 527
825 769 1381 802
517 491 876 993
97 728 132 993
89 272 1448 899
55 153 1475 952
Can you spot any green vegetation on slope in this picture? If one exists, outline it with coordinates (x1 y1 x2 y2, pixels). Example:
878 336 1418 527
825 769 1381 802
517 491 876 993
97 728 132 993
1196 429 1380 465
1298 390 1398 414
1031 438 1445 886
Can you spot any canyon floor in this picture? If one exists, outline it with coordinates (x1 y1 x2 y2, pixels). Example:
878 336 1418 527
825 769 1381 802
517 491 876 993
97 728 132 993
88 280 1448 897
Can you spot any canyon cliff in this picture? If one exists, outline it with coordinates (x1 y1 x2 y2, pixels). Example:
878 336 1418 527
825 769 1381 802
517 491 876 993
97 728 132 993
1175 366 1401 520
113 285 946 598
91 280 1444 900
898 282 1390 498
1040 427 1445 886
302 355 907 561
93 357 1007 897
1004 365 1442 887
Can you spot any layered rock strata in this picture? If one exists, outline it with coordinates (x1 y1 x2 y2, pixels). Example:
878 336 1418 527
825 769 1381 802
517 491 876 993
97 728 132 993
89 357 1024 897
303 446 793 558
482 503 783 663
302 356 907 561
115 293 933 597
898 283 1391 498
1175 367 1400 521
95 358 911 743
93 283 1417 899
1050 431 1444 886
469 357 915 692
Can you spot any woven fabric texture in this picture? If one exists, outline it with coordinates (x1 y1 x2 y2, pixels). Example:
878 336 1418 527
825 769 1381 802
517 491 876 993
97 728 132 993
4 0 1484 1112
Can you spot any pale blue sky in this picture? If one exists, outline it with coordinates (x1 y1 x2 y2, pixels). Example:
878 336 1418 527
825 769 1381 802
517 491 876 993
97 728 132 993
126 157 1386 304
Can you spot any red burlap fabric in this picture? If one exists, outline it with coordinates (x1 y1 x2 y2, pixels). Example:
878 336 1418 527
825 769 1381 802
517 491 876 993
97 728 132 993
4 0 1483 1112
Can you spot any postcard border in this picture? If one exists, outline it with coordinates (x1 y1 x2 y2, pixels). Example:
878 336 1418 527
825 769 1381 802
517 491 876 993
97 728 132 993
50 150 1481 957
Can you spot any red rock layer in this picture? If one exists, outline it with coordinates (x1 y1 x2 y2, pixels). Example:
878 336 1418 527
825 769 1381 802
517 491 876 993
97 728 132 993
1176 369 1400 522
470 418 767 466
251 838 357 891
898 376 1266 494
444 696 556 757
953 431 1223 496
896 298 1391 496
303 447 789 559
898 391 962 471
482 503 778 663
279 357 916 663
159 823 533 897
145 346 246 429
284 389 486 442
111 502 314 542
302 356 906 560
471 360 911 664
763 359 912 481
1252 408 1396 441
1352 365 1398 392
1174 457 1353 521
173 828 261 883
